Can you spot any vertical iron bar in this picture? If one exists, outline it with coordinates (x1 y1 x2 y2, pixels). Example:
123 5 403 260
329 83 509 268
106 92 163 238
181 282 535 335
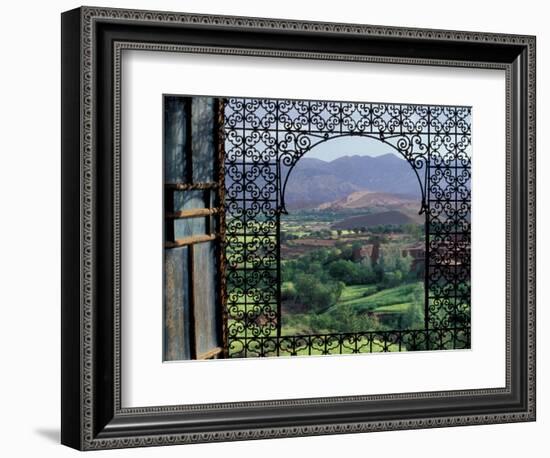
242 99 247 357
276 101 282 355
216 98 228 357
424 107 431 351
276 194 282 342
453 108 458 349
398 332 402 352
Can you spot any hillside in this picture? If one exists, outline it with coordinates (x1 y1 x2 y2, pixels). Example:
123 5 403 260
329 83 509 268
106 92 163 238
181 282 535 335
317 189 418 211
331 210 416 230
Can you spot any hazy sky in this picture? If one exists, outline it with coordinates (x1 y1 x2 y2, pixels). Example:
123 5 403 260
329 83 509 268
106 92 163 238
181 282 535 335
304 136 403 162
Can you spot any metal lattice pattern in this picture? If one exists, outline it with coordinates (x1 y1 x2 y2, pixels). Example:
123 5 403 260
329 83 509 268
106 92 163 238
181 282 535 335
223 97 471 357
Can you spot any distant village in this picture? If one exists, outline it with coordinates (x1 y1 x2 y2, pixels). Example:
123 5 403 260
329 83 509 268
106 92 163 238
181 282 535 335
282 227 468 273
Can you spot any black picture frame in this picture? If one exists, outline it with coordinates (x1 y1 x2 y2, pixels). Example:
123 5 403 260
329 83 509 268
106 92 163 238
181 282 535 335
61 6 536 450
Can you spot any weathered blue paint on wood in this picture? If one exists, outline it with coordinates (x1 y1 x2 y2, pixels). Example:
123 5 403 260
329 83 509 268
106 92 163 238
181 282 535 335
191 97 215 183
193 242 219 357
164 246 191 361
174 217 208 238
174 190 207 239
164 95 221 361
164 96 188 183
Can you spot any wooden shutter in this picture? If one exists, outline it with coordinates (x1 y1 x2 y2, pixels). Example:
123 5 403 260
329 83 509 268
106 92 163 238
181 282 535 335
163 96 223 361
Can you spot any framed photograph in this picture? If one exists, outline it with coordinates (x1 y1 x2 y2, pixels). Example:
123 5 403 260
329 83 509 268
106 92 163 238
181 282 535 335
61 6 536 450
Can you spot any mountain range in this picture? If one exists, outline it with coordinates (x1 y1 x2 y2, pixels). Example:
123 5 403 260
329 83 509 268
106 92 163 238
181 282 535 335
283 154 421 209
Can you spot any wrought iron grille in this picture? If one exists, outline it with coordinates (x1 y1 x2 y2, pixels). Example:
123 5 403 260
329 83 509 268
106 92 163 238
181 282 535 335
223 97 471 357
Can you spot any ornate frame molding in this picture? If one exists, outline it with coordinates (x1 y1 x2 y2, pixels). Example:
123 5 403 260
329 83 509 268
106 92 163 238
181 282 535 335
61 6 535 450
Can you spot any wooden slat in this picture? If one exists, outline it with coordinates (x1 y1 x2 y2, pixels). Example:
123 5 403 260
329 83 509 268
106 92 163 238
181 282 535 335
196 347 222 360
166 207 219 219
165 182 218 191
165 234 217 248
164 247 189 361
188 243 197 360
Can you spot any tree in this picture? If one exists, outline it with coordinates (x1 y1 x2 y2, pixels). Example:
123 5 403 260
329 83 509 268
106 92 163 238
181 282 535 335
379 244 413 275
293 273 342 313
359 256 376 283
393 269 403 286
327 304 379 333
404 223 424 241
327 260 359 284
281 281 297 301
401 283 425 329
281 260 297 282
338 244 354 261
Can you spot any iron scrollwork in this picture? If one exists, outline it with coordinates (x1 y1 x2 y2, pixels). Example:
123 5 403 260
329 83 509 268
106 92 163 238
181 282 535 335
224 97 471 357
